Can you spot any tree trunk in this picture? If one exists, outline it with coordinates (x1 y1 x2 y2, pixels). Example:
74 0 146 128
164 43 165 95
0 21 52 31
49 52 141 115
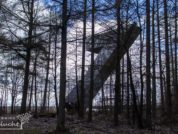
114 0 122 126
146 0 152 129
164 0 172 122
88 0 95 122
79 0 87 118
127 53 143 128
56 0 68 131
126 55 130 124
21 0 34 113
151 0 156 119
121 58 124 113
110 75 113 112
54 28 59 114
75 29 80 115
136 3 144 120
156 0 165 113
11 85 15 114
41 39 51 112
28 73 34 111
48 82 51 112
101 72 106 112
34 52 38 118
173 0 178 113
21 49 31 113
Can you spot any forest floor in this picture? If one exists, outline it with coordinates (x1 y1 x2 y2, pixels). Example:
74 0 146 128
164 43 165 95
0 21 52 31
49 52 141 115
1 112 178 134
25 112 178 134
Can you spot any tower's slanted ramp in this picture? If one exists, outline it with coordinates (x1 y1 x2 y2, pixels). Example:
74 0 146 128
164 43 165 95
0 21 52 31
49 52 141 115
66 23 140 108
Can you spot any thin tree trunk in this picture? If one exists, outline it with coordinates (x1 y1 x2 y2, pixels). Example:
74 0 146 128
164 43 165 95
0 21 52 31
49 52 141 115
88 0 95 122
75 29 80 115
101 71 106 112
121 58 124 113
146 0 152 129
41 38 51 112
79 0 87 118
48 82 51 112
170 25 174 92
136 8 144 121
126 55 130 124
152 0 156 119
11 85 15 114
34 52 38 118
127 53 143 128
54 27 59 114
156 0 165 113
28 74 34 111
110 75 113 112
164 0 172 122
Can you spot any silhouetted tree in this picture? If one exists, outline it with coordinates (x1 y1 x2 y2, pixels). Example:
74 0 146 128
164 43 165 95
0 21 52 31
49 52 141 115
79 0 87 118
164 0 172 122
56 0 68 132
114 0 122 126
88 0 95 122
146 0 152 129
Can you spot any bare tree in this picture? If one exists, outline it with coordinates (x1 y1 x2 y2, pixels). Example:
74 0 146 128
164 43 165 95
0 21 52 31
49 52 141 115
163 0 172 121
146 0 152 129
156 0 165 114
54 26 59 114
21 0 35 113
136 0 144 120
114 0 122 126
79 0 87 118
151 0 156 119
41 27 52 113
56 0 68 132
88 0 95 122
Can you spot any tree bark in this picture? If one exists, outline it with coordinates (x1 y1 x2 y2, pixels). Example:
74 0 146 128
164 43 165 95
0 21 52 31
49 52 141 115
174 0 178 113
21 0 34 113
41 37 51 112
136 0 144 120
114 0 122 126
121 58 124 113
156 0 165 113
79 0 87 118
21 49 31 113
126 55 130 124
28 72 34 111
164 0 172 121
88 0 95 122
151 0 156 119
34 51 38 118
146 0 152 129
54 27 59 114
127 53 143 128
75 29 80 115
56 0 68 131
